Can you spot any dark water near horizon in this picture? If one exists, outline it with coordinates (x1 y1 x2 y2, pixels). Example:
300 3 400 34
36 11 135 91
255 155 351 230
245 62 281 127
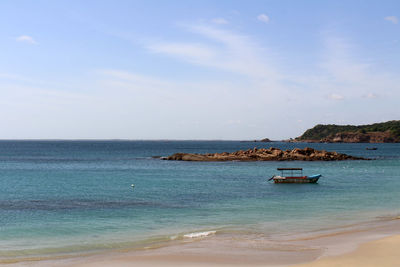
0 141 399 259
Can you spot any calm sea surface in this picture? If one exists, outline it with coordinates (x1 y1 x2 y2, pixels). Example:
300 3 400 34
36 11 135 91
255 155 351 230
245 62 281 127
1 141 399 259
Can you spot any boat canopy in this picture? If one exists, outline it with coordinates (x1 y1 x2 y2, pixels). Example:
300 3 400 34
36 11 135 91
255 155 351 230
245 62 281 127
277 168 303 177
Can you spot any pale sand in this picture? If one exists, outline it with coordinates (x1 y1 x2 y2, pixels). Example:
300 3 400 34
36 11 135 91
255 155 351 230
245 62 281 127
21 234 400 267
5 219 400 267
296 234 400 267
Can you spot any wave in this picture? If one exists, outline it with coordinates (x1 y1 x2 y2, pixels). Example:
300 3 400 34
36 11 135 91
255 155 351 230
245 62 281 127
0 230 218 263
183 230 216 238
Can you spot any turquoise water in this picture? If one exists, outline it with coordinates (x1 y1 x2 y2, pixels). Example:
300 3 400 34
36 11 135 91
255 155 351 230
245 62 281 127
1 141 399 259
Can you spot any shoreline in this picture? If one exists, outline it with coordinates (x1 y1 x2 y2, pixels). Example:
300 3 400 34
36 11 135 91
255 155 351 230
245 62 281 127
5 217 400 267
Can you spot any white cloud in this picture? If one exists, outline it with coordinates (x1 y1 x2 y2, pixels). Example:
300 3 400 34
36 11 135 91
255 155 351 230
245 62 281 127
16 35 38 45
257 14 270 23
211 18 228 24
93 69 277 139
0 73 23 80
97 69 175 93
145 24 400 134
148 24 280 80
384 16 398 24
321 37 371 84
226 119 241 125
140 25 400 138
315 36 400 102
328 93 344 100
364 93 378 99
148 42 216 64
282 33 400 129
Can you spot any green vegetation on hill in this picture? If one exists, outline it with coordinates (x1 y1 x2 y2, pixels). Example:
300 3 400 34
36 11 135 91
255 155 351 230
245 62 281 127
297 120 400 140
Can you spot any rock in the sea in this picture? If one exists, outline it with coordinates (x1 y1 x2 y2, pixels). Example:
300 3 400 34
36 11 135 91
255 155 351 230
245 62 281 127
164 147 367 161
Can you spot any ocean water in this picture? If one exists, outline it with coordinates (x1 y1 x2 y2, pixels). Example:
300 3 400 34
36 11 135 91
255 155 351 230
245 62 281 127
0 141 399 260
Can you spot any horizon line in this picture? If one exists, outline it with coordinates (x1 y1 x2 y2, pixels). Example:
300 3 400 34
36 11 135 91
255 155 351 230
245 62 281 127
0 138 284 142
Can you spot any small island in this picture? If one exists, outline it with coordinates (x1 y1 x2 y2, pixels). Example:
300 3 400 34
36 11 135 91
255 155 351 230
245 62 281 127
164 147 367 161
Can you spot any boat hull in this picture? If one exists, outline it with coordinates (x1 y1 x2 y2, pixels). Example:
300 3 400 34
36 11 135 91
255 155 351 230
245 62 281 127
273 174 321 184
273 177 319 183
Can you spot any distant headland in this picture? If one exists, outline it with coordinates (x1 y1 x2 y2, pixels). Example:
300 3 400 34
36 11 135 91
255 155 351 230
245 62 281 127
258 120 400 143
291 120 400 143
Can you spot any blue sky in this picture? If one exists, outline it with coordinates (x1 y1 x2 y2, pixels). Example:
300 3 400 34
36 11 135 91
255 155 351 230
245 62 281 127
0 0 399 139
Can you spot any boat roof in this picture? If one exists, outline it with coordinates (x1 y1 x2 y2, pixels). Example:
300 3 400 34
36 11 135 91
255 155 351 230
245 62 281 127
277 168 302 170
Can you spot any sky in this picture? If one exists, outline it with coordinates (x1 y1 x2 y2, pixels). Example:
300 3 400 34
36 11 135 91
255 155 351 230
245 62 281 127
0 0 399 140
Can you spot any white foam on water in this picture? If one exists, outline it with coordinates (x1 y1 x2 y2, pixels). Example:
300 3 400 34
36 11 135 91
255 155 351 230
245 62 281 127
170 235 178 240
184 231 216 238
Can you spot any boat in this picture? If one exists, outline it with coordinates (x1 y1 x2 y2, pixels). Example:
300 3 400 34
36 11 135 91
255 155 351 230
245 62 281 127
268 168 321 184
366 147 377 150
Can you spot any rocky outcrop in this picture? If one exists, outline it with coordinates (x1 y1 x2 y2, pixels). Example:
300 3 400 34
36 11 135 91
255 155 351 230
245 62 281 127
297 131 399 143
164 147 367 161
321 131 398 143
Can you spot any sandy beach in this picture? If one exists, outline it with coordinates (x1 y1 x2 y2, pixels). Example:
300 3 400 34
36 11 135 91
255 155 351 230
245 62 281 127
296 234 400 267
10 235 400 267
7 218 400 267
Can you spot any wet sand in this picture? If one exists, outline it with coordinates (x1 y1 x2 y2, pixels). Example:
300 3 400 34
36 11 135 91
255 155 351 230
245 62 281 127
5 218 400 267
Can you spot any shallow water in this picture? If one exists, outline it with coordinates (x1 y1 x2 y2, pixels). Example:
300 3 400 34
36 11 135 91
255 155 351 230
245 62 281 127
0 141 399 260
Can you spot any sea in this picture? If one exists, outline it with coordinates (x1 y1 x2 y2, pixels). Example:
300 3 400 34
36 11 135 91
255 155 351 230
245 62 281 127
1 140 399 262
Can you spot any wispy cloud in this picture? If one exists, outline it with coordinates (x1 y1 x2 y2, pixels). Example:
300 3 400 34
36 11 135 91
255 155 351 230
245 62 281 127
147 24 279 80
384 16 398 24
97 69 175 92
211 18 228 24
133 23 400 137
226 119 241 125
328 93 344 101
94 69 274 139
321 37 371 84
257 14 270 23
145 23 400 113
148 42 216 65
318 36 400 100
16 35 38 45
364 93 378 99
0 73 24 80
276 32 400 127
